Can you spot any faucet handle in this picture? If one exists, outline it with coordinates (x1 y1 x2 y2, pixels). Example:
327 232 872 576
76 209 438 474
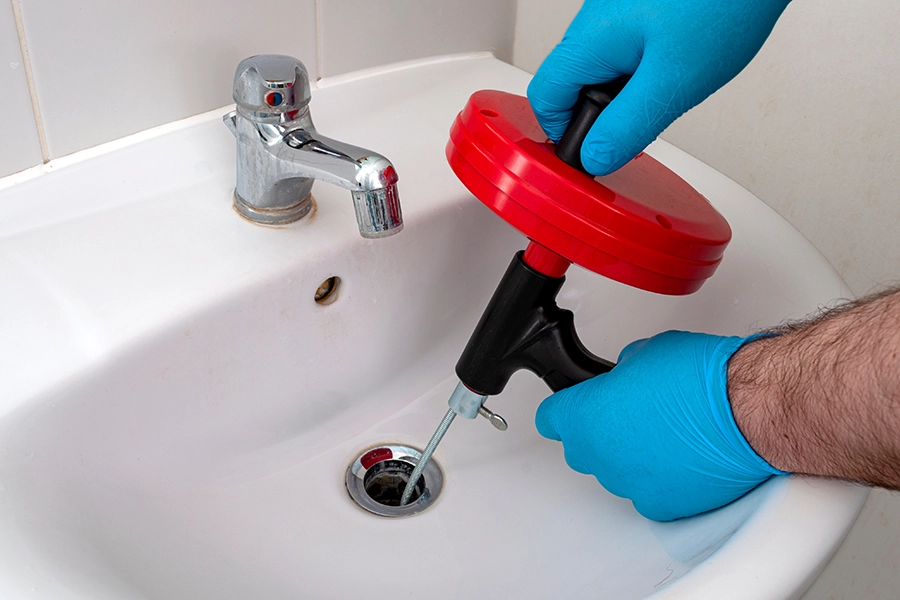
233 55 312 123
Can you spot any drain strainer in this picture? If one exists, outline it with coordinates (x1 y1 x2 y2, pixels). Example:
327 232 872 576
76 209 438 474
346 444 443 517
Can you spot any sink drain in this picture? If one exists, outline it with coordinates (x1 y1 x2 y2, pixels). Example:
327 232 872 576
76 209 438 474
346 445 443 517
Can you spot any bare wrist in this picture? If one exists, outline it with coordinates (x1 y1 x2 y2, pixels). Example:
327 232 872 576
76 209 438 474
727 335 792 472
727 288 900 488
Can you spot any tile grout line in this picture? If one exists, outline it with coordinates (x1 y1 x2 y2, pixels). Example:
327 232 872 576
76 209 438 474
314 0 323 81
10 0 49 163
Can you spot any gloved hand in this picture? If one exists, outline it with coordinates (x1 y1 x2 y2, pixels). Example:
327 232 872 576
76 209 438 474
535 331 786 521
528 0 791 175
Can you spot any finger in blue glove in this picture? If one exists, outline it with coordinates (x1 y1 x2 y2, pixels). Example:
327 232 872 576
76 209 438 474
527 0 791 175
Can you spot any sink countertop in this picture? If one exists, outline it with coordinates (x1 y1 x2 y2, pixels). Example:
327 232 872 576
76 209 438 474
0 54 867 599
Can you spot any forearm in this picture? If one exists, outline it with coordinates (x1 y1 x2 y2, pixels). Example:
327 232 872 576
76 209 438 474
729 288 900 488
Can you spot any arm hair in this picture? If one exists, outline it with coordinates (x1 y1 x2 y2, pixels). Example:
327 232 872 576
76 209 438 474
728 287 900 488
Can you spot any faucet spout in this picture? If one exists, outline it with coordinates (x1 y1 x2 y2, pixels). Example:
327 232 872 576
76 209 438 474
224 55 403 237
282 128 403 238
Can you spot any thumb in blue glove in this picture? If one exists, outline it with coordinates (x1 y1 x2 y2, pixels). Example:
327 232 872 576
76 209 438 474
527 0 791 175
535 331 786 521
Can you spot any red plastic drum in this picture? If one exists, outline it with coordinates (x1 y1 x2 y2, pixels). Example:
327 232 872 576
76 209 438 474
446 90 732 295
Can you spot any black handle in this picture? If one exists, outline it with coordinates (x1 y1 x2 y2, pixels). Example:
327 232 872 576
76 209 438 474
554 77 631 173
456 252 615 396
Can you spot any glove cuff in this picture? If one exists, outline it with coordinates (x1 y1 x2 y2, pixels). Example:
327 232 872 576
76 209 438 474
711 334 789 477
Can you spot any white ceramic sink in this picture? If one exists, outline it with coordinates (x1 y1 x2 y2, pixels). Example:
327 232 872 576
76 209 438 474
0 55 867 599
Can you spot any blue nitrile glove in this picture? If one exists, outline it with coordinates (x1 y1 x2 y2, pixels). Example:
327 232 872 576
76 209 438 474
535 331 786 521
528 0 791 175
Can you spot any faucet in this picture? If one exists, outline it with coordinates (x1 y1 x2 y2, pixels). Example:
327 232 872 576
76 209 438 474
223 55 403 237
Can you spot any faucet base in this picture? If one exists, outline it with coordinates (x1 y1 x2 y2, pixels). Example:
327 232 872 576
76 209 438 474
233 191 314 226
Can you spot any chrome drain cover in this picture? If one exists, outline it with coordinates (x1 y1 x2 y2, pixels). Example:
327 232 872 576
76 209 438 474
346 444 443 517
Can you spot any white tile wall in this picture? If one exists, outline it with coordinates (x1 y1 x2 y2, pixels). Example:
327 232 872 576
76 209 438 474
317 0 516 77
660 0 900 300
512 0 579 75
0 0 42 178
16 0 318 159
0 0 517 178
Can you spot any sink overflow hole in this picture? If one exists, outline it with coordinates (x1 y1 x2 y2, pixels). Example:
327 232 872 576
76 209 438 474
314 276 341 304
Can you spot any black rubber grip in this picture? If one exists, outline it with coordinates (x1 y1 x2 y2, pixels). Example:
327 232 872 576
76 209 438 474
455 252 614 395
554 77 631 173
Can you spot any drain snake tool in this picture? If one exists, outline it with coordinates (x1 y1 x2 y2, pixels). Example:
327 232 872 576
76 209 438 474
401 382 506 506
400 409 454 506
402 80 732 506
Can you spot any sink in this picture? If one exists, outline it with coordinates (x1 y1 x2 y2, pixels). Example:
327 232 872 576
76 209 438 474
0 54 867 599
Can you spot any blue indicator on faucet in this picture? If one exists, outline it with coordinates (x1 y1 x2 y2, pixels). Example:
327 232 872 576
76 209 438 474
265 91 283 107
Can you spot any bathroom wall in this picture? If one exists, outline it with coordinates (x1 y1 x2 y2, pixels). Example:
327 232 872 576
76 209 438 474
0 1 41 175
514 0 900 598
0 0 515 178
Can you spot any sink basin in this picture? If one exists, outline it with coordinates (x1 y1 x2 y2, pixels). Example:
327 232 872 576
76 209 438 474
0 54 866 599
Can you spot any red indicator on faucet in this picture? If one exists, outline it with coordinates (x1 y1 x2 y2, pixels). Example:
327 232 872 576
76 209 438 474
265 91 283 107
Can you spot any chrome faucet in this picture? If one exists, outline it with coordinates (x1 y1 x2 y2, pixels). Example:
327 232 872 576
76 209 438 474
223 55 403 237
